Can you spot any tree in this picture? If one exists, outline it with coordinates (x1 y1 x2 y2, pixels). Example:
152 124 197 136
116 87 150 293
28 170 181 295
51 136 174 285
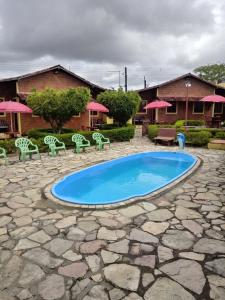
27 87 90 133
97 88 141 126
194 63 225 84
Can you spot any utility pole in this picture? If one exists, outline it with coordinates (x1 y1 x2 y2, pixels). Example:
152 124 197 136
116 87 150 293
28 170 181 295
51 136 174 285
124 67 127 92
144 76 147 88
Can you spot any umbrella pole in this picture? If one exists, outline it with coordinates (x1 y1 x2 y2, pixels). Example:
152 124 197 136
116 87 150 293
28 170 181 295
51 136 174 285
212 102 215 118
10 112 13 132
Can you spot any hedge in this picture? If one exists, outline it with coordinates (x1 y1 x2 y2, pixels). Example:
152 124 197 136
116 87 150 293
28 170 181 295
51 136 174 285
28 128 76 139
148 125 218 146
1 126 135 154
185 131 212 146
0 139 16 154
148 125 159 140
175 119 205 127
215 131 225 139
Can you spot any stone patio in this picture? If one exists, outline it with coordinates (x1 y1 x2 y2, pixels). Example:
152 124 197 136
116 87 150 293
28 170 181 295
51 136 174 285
0 136 225 300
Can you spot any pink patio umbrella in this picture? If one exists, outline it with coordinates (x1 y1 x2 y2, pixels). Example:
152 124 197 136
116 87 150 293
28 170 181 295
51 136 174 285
200 95 225 121
86 101 109 128
144 100 171 123
144 100 172 109
0 101 33 132
200 95 225 103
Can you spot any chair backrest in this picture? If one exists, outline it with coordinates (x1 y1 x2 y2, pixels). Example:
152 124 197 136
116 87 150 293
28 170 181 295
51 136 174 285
72 134 86 144
0 147 6 155
15 138 31 151
92 132 104 141
44 135 59 145
158 128 176 138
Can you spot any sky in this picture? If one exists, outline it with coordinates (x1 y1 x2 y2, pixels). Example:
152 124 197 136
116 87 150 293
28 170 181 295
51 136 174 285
0 0 224 90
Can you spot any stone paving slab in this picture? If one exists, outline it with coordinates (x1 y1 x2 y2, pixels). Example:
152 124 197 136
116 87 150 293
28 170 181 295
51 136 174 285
0 137 225 299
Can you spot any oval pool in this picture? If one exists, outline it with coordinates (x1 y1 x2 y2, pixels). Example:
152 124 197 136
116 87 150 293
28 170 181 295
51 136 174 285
51 151 197 206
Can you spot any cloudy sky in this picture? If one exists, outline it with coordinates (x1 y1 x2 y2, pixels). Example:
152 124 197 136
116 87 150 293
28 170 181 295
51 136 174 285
0 0 224 89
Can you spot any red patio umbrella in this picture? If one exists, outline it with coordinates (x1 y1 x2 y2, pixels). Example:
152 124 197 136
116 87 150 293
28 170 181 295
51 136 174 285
86 101 109 112
200 95 225 121
144 100 172 109
144 100 171 123
0 101 33 132
86 101 109 128
200 95 225 103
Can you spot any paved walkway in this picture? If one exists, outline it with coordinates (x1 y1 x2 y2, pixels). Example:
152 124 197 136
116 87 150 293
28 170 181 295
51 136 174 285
0 138 225 300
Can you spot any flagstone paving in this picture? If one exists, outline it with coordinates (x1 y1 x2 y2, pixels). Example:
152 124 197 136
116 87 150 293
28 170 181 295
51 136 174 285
0 137 225 299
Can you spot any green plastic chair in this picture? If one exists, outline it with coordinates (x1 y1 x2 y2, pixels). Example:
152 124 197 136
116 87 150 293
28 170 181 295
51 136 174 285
15 138 40 161
72 134 90 153
92 132 110 150
0 147 8 164
44 135 66 156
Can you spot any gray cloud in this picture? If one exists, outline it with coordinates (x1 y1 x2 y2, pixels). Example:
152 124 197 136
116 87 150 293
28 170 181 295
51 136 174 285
0 0 224 89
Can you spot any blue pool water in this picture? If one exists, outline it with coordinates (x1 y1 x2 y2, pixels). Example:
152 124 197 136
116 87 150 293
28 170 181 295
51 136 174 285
52 151 197 205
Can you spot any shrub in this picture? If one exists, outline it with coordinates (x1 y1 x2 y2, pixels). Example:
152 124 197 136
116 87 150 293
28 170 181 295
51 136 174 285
28 128 75 139
175 120 205 127
0 139 16 154
215 131 225 139
100 126 135 142
148 125 159 140
185 131 212 146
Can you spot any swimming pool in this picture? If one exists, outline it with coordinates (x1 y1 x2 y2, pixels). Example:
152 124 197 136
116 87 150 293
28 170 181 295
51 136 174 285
51 151 197 206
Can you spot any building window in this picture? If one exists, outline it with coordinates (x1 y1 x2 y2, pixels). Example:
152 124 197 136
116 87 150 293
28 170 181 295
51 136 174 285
214 103 223 114
166 101 177 114
193 102 204 114
90 111 99 116
138 100 147 114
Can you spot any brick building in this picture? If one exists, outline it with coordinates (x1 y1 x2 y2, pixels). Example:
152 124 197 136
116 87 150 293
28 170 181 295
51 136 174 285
136 73 225 126
0 65 105 134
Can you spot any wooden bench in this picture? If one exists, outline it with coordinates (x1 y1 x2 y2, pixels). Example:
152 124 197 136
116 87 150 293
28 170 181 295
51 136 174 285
154 128 177 146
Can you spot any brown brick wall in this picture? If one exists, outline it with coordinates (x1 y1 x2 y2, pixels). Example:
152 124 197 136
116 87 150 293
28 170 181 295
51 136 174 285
157 101 213 124
157 77 215 97
20 111 90 134
18 70 89 92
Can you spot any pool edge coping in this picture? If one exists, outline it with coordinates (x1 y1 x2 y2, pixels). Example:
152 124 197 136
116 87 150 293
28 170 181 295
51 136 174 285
43 152 202 210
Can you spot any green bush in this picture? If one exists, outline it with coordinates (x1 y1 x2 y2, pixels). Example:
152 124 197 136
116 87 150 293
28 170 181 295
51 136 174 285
215 131 225 139
0 139 16 154
175 120 205 127
148 125 159 140
185 131 212 146
28 128 75 139
100 126 135 142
